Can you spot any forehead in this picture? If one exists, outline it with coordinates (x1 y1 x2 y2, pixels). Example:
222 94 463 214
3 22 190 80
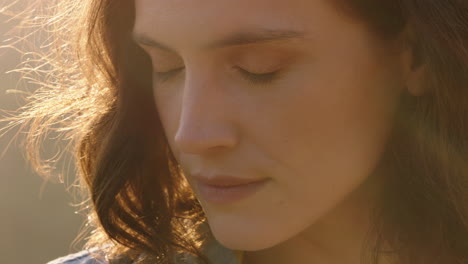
133 0 341 51
134 0 312 23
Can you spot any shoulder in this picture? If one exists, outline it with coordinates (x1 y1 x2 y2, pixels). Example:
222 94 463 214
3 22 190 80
46 249 132 264
46 250 106 264
46 237 243 264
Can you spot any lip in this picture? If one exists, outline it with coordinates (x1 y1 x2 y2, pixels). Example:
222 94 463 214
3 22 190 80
192 173 267 187
192 174 269 204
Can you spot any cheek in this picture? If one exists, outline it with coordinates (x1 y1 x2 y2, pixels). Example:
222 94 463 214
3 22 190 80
153 86 182 159
260 56 401 200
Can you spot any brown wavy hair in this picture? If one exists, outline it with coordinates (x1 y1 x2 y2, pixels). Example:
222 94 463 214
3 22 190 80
1 0 467 263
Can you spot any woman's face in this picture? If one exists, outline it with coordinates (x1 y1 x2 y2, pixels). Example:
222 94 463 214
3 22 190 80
134 0 408 251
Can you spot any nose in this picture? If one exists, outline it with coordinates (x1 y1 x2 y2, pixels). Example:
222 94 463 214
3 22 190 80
174 75 238 155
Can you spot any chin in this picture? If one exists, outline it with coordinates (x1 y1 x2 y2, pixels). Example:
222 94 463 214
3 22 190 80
214 234 277 251
209 223 286 251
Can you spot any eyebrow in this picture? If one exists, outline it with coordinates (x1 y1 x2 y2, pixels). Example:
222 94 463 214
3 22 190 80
132 28 307 52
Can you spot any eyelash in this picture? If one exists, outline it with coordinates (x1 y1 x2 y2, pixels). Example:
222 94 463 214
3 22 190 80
234 67 280 85
153 67 280 85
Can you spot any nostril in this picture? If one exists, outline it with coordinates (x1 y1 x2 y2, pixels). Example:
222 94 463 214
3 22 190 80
174 122 238 155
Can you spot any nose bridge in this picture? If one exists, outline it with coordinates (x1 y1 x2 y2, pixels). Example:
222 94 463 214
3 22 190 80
174 69 237 154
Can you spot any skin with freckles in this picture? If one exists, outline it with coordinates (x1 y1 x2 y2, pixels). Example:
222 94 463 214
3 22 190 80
133 0 414 263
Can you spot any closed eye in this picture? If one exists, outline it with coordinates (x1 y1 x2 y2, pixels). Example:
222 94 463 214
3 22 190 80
234 66 280 85
153 67 184 83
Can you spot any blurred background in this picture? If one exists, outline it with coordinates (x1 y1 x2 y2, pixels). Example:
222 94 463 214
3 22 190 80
0 2 85 264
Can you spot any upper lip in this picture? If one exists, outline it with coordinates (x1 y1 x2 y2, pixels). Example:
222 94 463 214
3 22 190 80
192 173 268 187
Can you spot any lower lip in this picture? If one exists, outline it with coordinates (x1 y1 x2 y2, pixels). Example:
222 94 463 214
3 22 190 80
196 179 269 204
